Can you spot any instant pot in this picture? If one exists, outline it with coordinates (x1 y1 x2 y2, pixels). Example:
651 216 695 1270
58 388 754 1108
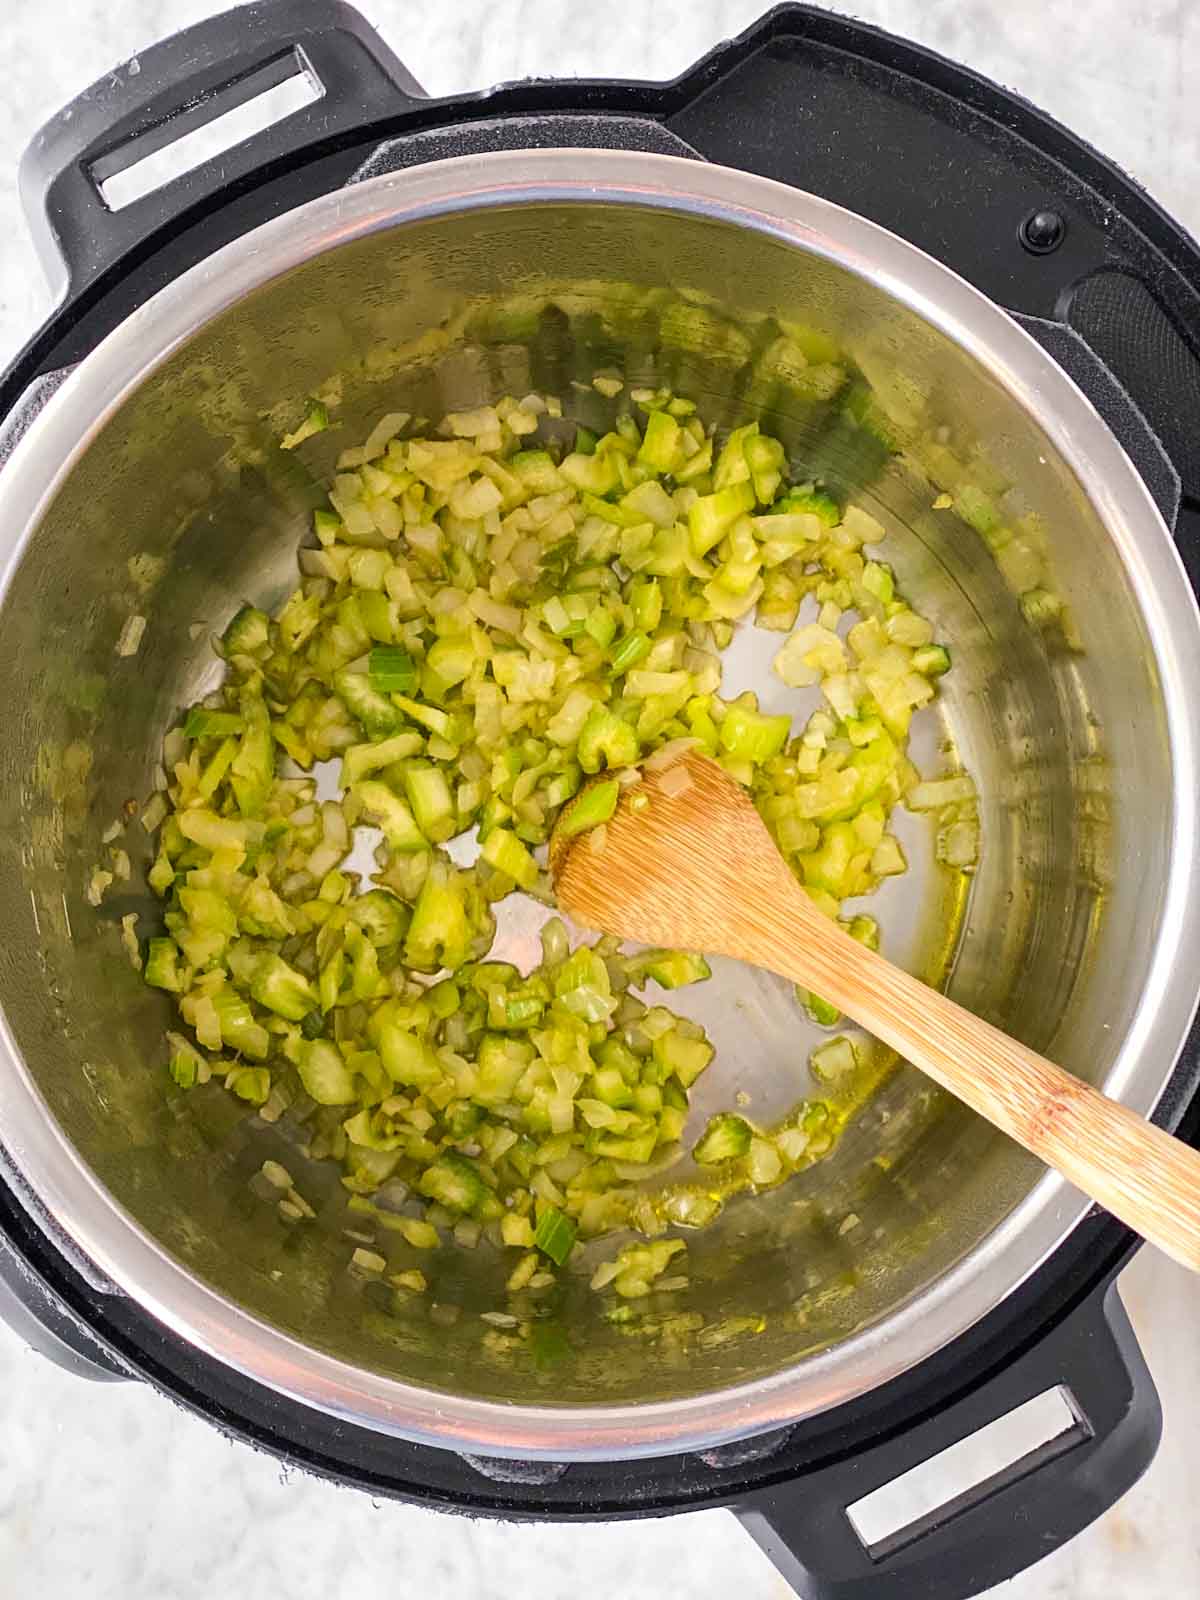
3 4 1200 1596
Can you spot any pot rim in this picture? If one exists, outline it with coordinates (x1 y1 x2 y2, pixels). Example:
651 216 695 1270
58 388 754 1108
0 148 1197 1459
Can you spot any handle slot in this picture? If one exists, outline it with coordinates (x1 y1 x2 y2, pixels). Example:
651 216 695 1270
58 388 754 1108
846 1385 1085 1555
95 48 325 213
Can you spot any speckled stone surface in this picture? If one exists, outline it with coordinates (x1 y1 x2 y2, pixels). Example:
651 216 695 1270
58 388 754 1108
0 3 1198 1596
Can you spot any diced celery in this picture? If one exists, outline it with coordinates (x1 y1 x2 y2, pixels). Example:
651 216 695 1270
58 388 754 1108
368 645 418 693
653 1030 714 1087
688 482 756 557
280 399 330 450
405 857 472 972
222 605 270 655
379 1023 443 1087
638 950 711 990
298 1039 358 1105
555 947 614 1023
810 1035 858 1082
533 1205 577 1265
481 827 539 890
693 1113 751 1165
801 990 841 1027
912 643 951 677
718 702 790 763
144 938 183 992
334 669 401 738
418 1153 487 1214
139 384 970 1268
557 778 619 841
355 780 429 852
577 706 638 772
608 631 652 675
251 954 317 1021
403 763 456 843
184 708 243 740
637 410 683 473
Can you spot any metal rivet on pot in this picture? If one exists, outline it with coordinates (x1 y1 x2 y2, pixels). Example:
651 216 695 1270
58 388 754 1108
1019 209 1067 254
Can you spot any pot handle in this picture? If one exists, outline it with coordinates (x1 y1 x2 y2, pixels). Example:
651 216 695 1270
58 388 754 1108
1010 312 1181 530
735 1281 1159 1600
18 0 424 300
0 1226 127 1383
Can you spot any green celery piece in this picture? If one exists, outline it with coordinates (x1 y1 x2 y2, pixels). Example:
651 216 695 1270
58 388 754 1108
652 1028 714 1088
775 488 841 526
801 989 842 1027
474 1034 533 1104
693 1112 752 1165
608 631 652 675
557 778 619 840
379 1023 443 1087
426 978 460 1019
319 947 344 1013
350 889 409 949
211 990 270 1059
314 508 342 547
581 491 646 529
577 706 638 773
222 605 270 655
392 694 451 739
298 1038 358 1105
334 669 401 739
354 780 429 852
637 410 682 474
280 398 330 450
425 637 475 694
226 1067 271 1105
640 950 712 989
144 938 183 992
340 732 424 789
584 608 618 649
533 1205 577 1266
178 886 237 936
560 452 620 495
575 425 598 455
591 1065 633 1107
405 858 471 972
367 645 418 693
509 451 563 494
230 697 275 818
912 644 951 676
403 763 456 843
712 422 758 491
418 1152 487 1214
238 879 296 940
554 946 614 1023
493 991 545 1029
718 702 791 763
688 481 756 557
480 826 539 890
252 954 317 1021
184 708 244 740
629 580 663 632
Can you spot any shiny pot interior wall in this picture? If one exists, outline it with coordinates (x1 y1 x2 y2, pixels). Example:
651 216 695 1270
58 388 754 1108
0 200 1171 1407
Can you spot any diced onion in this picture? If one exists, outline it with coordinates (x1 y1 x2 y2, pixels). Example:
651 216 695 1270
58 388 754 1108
116 614 147 657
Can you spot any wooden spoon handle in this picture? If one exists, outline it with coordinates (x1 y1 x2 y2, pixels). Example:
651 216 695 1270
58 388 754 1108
752 881 1200 1273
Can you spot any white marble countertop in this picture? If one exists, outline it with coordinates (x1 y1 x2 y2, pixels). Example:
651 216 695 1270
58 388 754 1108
1 2 1198 1595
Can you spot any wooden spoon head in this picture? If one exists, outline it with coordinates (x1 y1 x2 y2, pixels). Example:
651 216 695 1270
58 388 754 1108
551 750 794 954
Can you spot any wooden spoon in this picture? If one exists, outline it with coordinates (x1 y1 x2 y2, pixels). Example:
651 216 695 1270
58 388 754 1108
552 749 1200 1272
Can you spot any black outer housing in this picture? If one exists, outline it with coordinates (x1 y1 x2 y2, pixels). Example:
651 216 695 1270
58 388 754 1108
6 4 1200 1596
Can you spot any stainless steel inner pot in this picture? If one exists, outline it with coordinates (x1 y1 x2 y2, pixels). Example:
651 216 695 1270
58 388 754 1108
0 150 1197 1459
